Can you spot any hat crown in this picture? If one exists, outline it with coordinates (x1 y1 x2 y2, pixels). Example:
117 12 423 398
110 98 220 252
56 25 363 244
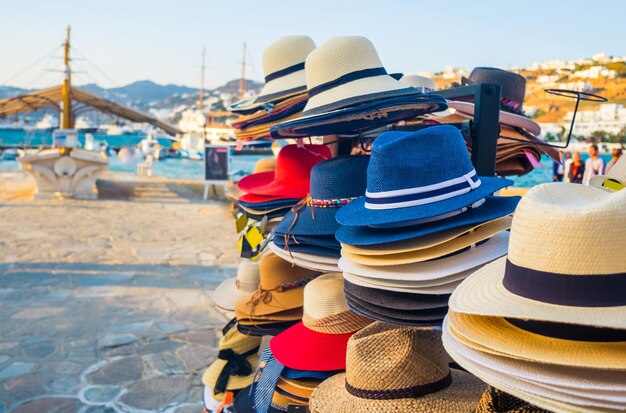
259 253 318 290
305 36 383 90
263 36 316 78
508 183 626 275
273 144 332 184
309 156 369 199
367 126 475 194
302 273 349 320
236 260 260 292
469 67 526 104
220 325 262 353
346 323 450 391
400 75 436 91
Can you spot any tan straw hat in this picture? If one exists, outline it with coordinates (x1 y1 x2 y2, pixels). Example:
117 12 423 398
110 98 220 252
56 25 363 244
399 74 436 92
309 322 485 413
474 387 551 413
449 183 626 329
213 259 260 311
235 253 320 319
341 216 512 265
590 154 626 192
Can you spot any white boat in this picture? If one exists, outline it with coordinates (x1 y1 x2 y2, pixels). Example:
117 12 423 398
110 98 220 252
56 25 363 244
138 130 168 160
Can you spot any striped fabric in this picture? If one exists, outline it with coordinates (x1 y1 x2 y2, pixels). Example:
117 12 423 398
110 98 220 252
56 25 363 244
253 348 285 413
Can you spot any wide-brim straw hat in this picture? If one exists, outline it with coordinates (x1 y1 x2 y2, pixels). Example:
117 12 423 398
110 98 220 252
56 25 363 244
269 242 340 272
447 311 626 370
449 183 626 329
335 127 513 228
270 36 447 139
335 195 519 246
229 36 315 114
346 294 449 326
343 270 467 295
442 320 626 412
309 322 485 413
474 387 552 413
213 259 260 311
448 101 540 135
399 74 436 92
590 154 626 191
343 279 450 310
341 216 511 266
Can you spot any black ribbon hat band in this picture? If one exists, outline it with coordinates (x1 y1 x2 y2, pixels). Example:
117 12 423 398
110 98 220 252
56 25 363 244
308 67 388 98
214 346 260 393
503 260 626 308
264 62 305 83
345 371 452 400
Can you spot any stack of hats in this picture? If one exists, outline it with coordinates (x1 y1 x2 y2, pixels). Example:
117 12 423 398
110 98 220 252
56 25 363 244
235 253 320 336
270 36 448 139
213 259 260 312
443 183 626 412
429 67 560 176
229 36 316 141
335 125 520 326
269 156 370 272
309 322 486 413
226 157 276 204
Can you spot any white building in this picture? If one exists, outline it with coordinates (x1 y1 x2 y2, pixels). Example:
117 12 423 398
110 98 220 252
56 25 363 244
564 103 626 136
572 66 616 79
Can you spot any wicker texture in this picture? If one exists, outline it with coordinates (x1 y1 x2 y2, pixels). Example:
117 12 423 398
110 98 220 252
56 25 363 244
475 387 550 413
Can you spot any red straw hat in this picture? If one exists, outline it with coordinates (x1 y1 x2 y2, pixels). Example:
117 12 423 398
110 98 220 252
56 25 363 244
237 144 331 199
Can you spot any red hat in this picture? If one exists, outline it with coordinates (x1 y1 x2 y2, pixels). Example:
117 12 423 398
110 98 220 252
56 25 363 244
237 144 331 199
269 274 372 371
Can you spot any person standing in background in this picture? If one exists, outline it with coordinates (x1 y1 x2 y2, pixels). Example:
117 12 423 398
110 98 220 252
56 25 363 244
562 152 573 182
583 144 605 185
553 152 567 182
568 152 585 184
606 148 623 174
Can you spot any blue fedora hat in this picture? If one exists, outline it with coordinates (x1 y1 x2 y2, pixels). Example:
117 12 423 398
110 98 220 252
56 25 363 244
273 233 341 252
336 126 514 228
274 156 370 236
335 195 520 246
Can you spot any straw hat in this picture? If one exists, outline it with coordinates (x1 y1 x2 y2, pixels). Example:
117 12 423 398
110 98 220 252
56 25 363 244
202 324 262 394
475 387 551 413
269 242 340 273
342 216 511 265
343 270 466 295
213 259 260 311
449 183 626 329
335 126 513 228
229 36 315 114
270 273 372 372
235 253 320 318
270 36 447 139
590 154 626 191
399 74 436 92
343 279 450 311
309 322 485 413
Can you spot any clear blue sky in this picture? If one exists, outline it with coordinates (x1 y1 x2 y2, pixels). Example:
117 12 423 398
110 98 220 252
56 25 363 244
2 0 625 90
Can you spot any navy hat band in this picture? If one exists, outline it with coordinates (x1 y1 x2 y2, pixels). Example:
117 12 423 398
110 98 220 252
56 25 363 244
308 67 388 98
264 62 305 83
365 169 481 210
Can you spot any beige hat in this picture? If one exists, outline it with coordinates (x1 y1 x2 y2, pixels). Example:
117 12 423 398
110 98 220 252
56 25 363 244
449 183 626 329
399 74 436 92
213 259 260 311
343 269 466 295
269 242 340 272
309 322 485 413
341 216 512 265
590 154 626 191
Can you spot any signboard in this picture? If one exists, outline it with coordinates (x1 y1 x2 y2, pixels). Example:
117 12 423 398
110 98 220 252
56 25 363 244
203 144 230 200
52 129 79 148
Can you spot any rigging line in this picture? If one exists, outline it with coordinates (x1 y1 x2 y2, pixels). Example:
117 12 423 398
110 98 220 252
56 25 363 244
1 42 64 85
70 44 121 87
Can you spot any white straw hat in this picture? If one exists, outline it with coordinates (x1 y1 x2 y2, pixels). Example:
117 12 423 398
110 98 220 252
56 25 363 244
229 36 315 113
269 242 340 272
213 259 260 311
399 74 436 92
343 270 466 295
449 183 626 329
590 154 626 191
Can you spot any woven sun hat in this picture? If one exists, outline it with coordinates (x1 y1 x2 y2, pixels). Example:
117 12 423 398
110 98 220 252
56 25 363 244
213 259 260 311
201 323 262 395
335 126 513 228
237 144 331 199
342 216 511 266
343 279 450 311
308 322 485 413
449 182 626 330
274 155 370 237
229 36 316 114
270 36 448 139
270 273 372 372
234 253 320 319
590 154 626 192
449 67 541 135
399 74 436 93
336 195 519 246
474 386 551 413
269 242 341 273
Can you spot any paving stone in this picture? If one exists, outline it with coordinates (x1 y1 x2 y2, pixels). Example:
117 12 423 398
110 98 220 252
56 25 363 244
173 330 216 345
130 338 184 356
0 288 15 295
156 322 186 334
176 344 215 373
88 357 143 385
48 360 83 374
45 374 83 394
0 361 34 379
22 340 56 358
12 307 64 320
82 385 121 404
106 321 153 334
12 397 80 413
0 355 9 364
119 376 191 410
81 407 116 413
97 333 138 349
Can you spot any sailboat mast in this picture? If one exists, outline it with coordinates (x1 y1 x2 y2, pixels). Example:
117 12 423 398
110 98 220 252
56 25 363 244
239 42 246 100
199 47 205 112
61 25 73 129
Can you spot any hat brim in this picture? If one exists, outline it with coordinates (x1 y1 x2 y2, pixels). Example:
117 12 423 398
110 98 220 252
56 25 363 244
270 95 448 139
202 353 260 391
235 288 304 318
345 292 448 322
336 196 520 246
238 171 311 199
309 369 485 413
343 271 465 295
282 368 342 381
270 243 340 272
271 240 341 258
273 233 340 250
274 206 339 236
238 195 299 208
213 278 257 312
448 257 626 330
448 101 541 136
447 311 626 370
343 279 450 310
229 89 307 114
336 177 513 227
339 231 509 280
346 300 445 327
237 320 299 337
270 322 353 371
